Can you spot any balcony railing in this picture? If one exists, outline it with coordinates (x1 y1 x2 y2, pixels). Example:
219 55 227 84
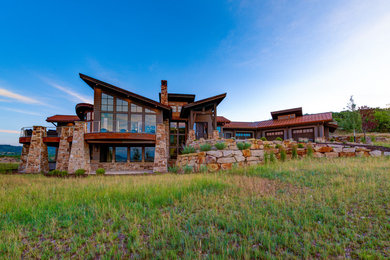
86 120 156 134
20 127 61 138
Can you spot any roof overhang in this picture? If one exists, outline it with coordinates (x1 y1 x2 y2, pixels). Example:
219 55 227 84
271 107 303 119
180 93 226 118
75 103 94 120
159 93 196 103
46 115 80 123
79 73 171 117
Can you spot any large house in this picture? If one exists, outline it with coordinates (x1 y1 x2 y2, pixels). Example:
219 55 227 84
19 74 336 174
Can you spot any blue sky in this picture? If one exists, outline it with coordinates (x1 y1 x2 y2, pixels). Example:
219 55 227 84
1 0 390 145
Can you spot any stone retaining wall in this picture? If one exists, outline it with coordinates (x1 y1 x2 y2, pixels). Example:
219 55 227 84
176 139 390 172
90 161 154 172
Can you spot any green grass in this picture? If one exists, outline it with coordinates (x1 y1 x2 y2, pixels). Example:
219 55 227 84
373 141 390 148
0 157 389 258
0 163 19 174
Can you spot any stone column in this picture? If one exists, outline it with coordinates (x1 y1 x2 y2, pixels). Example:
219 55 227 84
56 126 74 171
18 144 30 172
68 121 90 174
212 130 220 140
186 129 195 145
25 126 49 173
153 123 168 173
164 119 170 158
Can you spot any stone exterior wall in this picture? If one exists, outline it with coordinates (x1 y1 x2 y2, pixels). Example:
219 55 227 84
56 126 74 171
176 138 390 172
153 123 168 173
91 161 154 172
186 129 195 145
25 126 49 173
68 122 90 173
18 144 30 172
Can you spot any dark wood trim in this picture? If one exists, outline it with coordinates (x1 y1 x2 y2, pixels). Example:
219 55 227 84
19 137 31 143
84 132 156 141
43 137 60 143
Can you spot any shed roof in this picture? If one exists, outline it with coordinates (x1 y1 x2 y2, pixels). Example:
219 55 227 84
46 115 80 123
180 93 226 117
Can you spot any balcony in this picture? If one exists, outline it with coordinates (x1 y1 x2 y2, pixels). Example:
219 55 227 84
85 121 156 143
19 127 61 144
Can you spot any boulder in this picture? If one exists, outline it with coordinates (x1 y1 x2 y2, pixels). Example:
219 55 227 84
317 146 333 153
222 150 234 157
313 152 324 158
232 150 243 156
217 157 236 164
342 147 356 153
251 150 264 157
297 148 306 156
207 151 223 158
207 163 220 172
339 152 355 157
325 152 339 158
356 147 371 152
370 150 382 157
196 155 206 164
205 155 217 164
246 156 260 162
246 161 260 166
384 152 390 156
234 155 245 162
242 149 251 157
221 163 232 170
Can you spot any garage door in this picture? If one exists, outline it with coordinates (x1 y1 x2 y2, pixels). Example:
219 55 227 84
292 128 315 141
265 130 284 141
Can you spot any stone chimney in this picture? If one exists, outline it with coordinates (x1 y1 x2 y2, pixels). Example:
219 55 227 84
161 80 168 106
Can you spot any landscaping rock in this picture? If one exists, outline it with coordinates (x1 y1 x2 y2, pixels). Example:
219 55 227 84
317 146 333 153
314 152 324 158
369 150 382 157
205 155 217 164
246 156 259 162
207 151 223 158
221 163 232 170
217 157 236 164
242 149 251 157
342 147 356 153
234 155 245 162
207 163 220 172
325 152 338 158
251 150 264 157
222 150 234 157
384 152 390 156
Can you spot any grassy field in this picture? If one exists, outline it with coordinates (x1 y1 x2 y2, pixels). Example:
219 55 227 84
0 163 19 174
0 157 389 258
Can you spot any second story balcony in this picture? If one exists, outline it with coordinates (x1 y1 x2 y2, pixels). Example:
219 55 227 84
19 126 62 144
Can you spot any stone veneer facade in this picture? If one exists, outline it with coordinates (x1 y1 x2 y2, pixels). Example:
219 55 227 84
24 126 49 173
153 122 169 173
176 138 390 172
56 126 74 171
68 121 90 173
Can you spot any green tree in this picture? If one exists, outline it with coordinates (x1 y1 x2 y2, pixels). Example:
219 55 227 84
374 108 390 132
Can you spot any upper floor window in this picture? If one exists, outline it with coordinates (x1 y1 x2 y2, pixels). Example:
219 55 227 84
116 98 128 112
278 114 295 120
172 106 177 112
101 93 113 111
131 104 142 113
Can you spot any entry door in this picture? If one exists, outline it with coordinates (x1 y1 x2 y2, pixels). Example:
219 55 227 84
195 122 208 139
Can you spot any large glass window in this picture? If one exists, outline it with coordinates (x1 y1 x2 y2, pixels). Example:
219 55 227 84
115 147 127 162
101 93 113 111
131 114 142 133
101 113 113 132
170 122 186 159
100 146 113 162
145 147 155 162
116 98 128 112
145 114 156 134
116 114 128 132
130 147 142 162
131 104 142 113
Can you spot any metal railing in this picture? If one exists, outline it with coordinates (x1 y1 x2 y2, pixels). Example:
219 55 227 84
86 120 156 134
20 126 60 137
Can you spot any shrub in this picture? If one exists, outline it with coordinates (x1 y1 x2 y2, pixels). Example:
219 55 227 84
47 170 59 176
349 136 354 142
182 146 196 154
168 166 178 173
292 145 298 159
269 152 276 163
74 169 86 177
236 142 251 150
59 171 68 177
183 165 193 174
264 152 269 164
307 145 314 157
330 137 335 142
275 137 283 141
275 144 281 149
297 143 304 148
370 136 376 142
214 142 226 150
200 143 212 151
199 165 208 173
280 149 287 162
360 137 366 143
96 168 105 175
260 137 267 141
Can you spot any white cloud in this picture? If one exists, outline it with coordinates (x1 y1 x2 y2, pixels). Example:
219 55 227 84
0 129 19 134
0 88 43 104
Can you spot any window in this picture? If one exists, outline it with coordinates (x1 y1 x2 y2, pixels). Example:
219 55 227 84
116 98 128 112
101 113 113 132
100 146 113 162
130 147 142 162
101 93 113 111
145 114 156 134
170 122 186 159
131 103 142 113
145 147 155 162
225 132 232 139
116 114 128 132
145 108 155 113
131 114 142 133
172 106 177 112
177 106 182 112
236 132 253 139
115 147 127 162
217 126 221 133
278 114 296 120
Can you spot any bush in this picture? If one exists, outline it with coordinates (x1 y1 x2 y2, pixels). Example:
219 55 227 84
237 142 251 150
200 143 212 151
280 149 287 162
199 165 208 173
307 145 314 158
264 152 269 164
96 168 105 175
269 152 276 163
74 169 86 177
330 137 335 142
182 146 196 154
214 142 226 150
349 136 354 142
297 143 304 148
47 170 68 177
275 137 283 141
370 136 376 142
168 166 178 173
260 137 267 141
275 144 281 149
59 171 68 177
183 165 193 174
292 145 298 159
